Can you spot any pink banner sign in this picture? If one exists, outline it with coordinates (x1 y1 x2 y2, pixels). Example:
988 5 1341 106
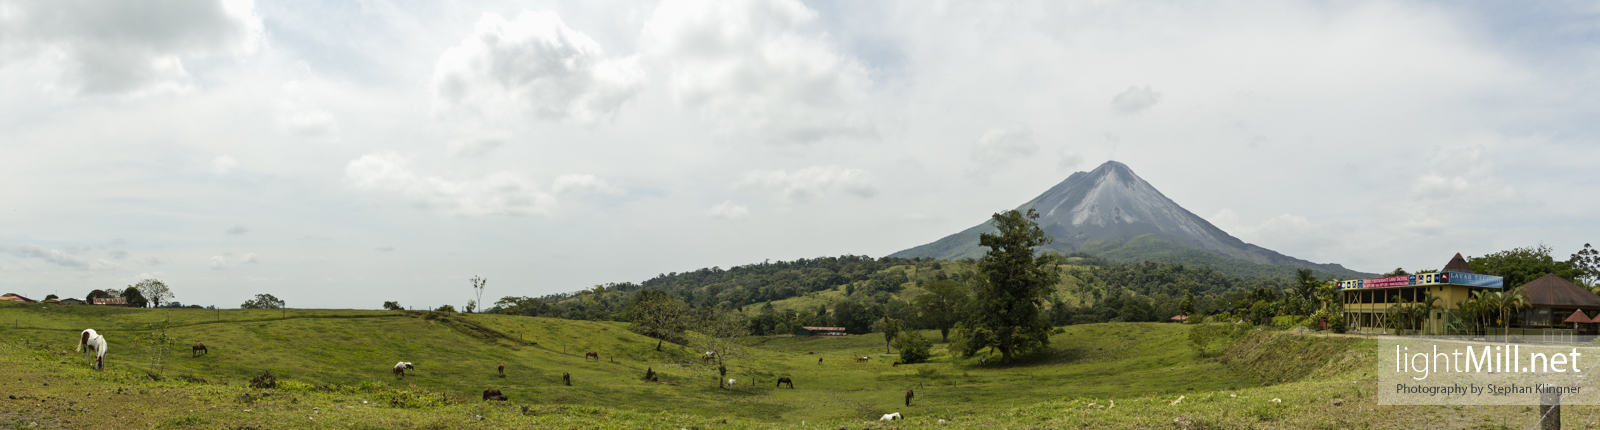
1364 275 1411 288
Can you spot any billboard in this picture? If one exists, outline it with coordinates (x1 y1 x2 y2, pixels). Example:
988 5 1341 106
1337 271 1503 289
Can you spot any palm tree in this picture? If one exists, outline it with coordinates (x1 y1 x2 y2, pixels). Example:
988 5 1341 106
1502 290 1531 341
1417 293 1442 335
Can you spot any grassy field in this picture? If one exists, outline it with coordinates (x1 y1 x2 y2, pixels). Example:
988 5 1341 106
1 301 1595 428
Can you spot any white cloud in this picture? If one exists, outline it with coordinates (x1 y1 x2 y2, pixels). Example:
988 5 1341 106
738 165 879 202
641 0 876 143
108 249 128 260
1110 86 1162 115
225 225 249 235
11 243 88 268
208 252 256 270
0 0 262 95
552 174 625 195
344 152 558 217
966 125 1039 182
211 155 238 176
706 200 749 220
277 81 338 138
446 133 508 157
432 10 641 124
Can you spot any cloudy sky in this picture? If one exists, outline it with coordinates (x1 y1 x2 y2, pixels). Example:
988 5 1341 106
3 0 1598 309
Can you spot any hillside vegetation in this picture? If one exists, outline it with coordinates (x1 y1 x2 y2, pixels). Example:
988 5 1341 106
0 302 1579 428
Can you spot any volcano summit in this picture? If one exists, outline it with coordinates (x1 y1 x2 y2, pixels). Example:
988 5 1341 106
890 161 1366 278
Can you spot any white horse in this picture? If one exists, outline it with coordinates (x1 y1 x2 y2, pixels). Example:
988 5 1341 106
76 329 107 370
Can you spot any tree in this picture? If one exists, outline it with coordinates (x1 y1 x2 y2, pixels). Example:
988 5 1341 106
240 294 285 309
434 304 456 312
470 275 487 314
86 289 110 302
894 331 933 364
134 279 174 308
624 290 689 351
121 286 148 308
1188 324 1224 357
1383 268 1410 277
1469 245 1581 287
382 301 404 311
1570 243 1599 287
955 209 1063 362
693 307 748 389
914 280 970 342
44 294 58 300
875 317 901 354
1180 291 1196 316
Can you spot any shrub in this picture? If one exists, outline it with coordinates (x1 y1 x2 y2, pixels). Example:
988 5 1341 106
1330 314 1347 333
895 331 934 364
434 304 456 313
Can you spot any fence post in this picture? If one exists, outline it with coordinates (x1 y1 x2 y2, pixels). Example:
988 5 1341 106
1539 390 1561 430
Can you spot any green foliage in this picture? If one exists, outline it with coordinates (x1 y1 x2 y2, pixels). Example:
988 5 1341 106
893 330 933 364
138 318 178 377
134 278 175 308
122 286 148 308
240 294 284 309
1569 243 1598 287
1248 300 1278 325
432 304 456 312
1188 323 1226 357
1468 245 1582 287
914 279 969 342
958 209 1063 362
382 301 403 311
624 289 688 350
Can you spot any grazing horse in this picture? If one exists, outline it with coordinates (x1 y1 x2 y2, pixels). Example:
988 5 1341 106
880 412 902 421
77 329 107 370
892 361 900 367
191 343 208 357
562 372 571 386
817 357 822 365
645 367 657 382
393 362 414 378
776 377 794 388
855 356 869 363
905 389 915 406
584 351 599 362
497 363 504 377
702 351 716 361
482 388 503 400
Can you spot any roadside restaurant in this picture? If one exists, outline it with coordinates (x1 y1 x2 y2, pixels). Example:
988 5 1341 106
1340 253 1504 335
1340 253 1600 342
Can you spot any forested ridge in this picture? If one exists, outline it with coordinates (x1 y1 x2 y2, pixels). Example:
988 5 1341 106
485 252 1297 333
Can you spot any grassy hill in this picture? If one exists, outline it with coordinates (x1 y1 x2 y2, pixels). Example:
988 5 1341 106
0 302 1575 428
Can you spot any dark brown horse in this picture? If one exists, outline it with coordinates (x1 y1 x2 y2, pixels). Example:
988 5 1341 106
497 363 504 376
191 343 208 357
584 351 599 362
892 361 900 367
482 388 503 400
776 377 794 388
562 372 571 386
906 389 915 406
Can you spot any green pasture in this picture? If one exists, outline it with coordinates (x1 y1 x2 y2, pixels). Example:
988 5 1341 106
1 301 1586 428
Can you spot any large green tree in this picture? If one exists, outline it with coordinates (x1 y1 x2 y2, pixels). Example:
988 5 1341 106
913 279 969 342
240 294 285 309
1569 243 1598 287
134 279 174 308
955 209 1063 362
122 286 148 308
624 290 689 351
1468 245 1581 287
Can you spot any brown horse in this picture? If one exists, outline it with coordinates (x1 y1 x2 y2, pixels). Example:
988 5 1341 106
906 389 915 406
562 372 571 386
892 361 900 367
191 343 208 357
497 363 504 377
776 377 794 388
584 351 599 362
393 362 414 379
482 388 503 400
855 356 869 363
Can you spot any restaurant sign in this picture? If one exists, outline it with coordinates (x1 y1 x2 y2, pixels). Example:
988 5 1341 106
1339 271 1504 290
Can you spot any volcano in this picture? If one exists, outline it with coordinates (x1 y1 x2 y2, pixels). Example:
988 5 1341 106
888 161 1366 278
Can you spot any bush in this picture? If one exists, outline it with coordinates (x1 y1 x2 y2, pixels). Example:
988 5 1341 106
434 304 456 313
1249 300 1278 325
383 301 403 311
1330 314 1347 333
894 331 934 364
